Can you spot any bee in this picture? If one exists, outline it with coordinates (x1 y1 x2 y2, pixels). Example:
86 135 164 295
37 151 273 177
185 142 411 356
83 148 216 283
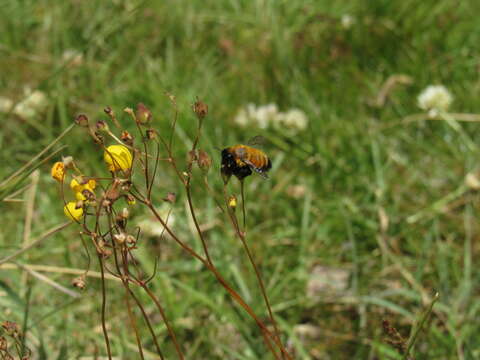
221 136 272 182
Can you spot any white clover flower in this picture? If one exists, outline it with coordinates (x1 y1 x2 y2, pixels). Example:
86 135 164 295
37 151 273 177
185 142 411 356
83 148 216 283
255 103 278 129
233 103 308 134
341 14 355 29
13 88 48 118
417 85 453 113
279 108 308 132
233 108 249 127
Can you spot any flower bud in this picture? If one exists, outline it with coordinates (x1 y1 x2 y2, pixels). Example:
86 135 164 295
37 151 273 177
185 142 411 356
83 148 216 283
62 156 74 168
146 128 156 140
96 120 109 132
136 103 152 124
0 336 7 350
75 114 89 127
228 195 237 209
126 194 136 205
1 321 20 337
121 131 134 146
104 106 113 115
126 234 136 245
193 100 208 119
72 275 86 290
163 192 176 203
197 149 212 171
113 232 126 244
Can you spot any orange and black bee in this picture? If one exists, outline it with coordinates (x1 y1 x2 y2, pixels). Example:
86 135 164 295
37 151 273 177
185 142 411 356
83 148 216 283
221 137 272 182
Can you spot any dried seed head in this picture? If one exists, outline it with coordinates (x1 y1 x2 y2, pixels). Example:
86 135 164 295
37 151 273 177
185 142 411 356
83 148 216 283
102 198 112 209
121 131 134 146
121 180 132 191
187 150 197 164
146 128 156 140
101 248 112 258
126 234 136 245
72 276 86 290
75 114 89 127
104 106 113 115
96 120 109 132
163 192 176 203
197 149 212 171
113 233 126 244
0 336 6 350
193 99 208 119
1 321 20 337
62 156 74 168
121 207 130 219
93 131 104 145
136 103 152 124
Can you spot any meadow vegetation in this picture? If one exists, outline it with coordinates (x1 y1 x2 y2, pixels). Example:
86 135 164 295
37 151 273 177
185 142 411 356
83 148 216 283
1 0 480 359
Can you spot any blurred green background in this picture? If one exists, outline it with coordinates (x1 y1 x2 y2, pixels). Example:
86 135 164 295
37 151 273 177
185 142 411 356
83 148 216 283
1 0 480 358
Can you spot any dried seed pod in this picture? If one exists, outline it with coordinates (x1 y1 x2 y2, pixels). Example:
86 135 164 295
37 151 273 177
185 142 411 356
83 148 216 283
72 276 86 290
121 131 134 146
136 103 152 124
113 233 126 245
163 192 176 203
193 99 208 119
198 149 212 171
75 114 89 127
146 128 156 140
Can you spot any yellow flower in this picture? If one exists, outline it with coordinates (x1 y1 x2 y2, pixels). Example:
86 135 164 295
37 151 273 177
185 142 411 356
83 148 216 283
70 178 96 193
228 195 237 208
51 162 65 182
104 145 133 172
64 201 83 221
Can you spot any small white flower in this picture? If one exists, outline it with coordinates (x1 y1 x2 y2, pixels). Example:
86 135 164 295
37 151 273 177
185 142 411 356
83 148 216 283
13 88 48 118
233 108 249 127
255 103 278 129
417 85 453 113
280 108 308 132
341 14 355 29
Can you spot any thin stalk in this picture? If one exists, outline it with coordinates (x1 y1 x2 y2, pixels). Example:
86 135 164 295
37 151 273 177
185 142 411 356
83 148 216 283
223 184 287 359
240 180 246 229
141 285 185 360
120 250 145 360
97 255 113 360
144 201 288 358
127 288 165 359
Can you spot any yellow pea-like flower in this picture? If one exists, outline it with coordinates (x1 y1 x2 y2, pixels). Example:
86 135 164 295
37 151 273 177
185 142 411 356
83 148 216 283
51 162 66 182
70 178 96 193
64 201 84 221
104 145 133 172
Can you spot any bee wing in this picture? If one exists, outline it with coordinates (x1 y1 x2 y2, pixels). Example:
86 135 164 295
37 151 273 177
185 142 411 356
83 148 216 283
247 135 267 148
243 158 269 179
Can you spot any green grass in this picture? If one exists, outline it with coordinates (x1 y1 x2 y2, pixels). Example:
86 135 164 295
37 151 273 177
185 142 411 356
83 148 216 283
1 0 480 358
